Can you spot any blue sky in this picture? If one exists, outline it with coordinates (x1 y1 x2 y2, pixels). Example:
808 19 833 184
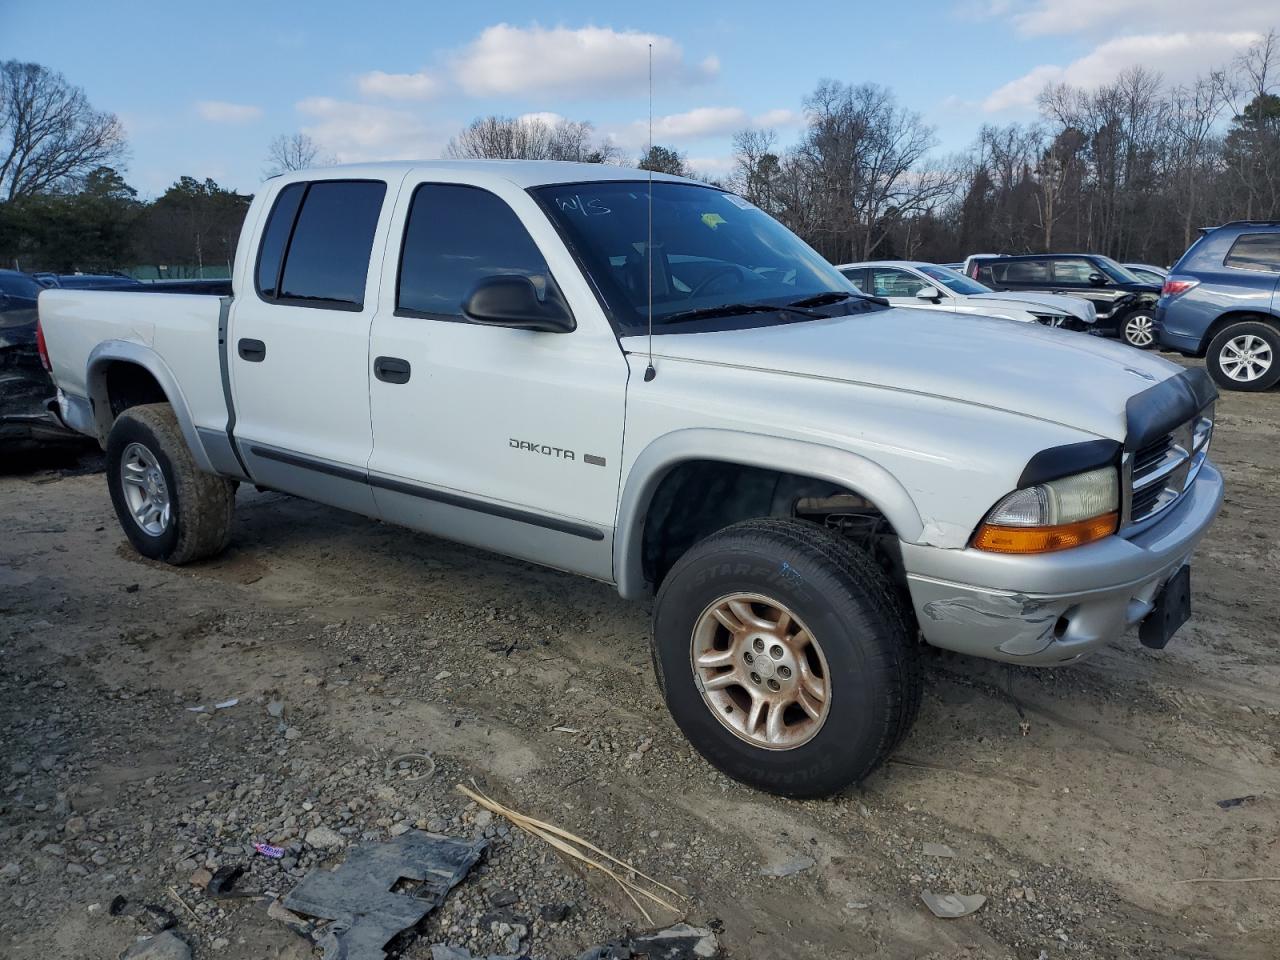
3 0 1275 197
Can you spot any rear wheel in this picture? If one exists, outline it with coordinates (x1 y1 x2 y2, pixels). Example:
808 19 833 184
1206 321 1280 391
1121 310 1156 349
106 403 236 564
652 518 920 797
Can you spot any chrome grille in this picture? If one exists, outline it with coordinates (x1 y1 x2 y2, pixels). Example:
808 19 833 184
1127 409 1213 525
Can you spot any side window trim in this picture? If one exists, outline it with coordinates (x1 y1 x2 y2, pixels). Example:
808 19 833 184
253 181 307 304
255 178 388 313
393 181 564 325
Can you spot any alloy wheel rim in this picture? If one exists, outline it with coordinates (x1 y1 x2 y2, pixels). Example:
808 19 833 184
1126 314 1155 347
1220 334 1273 382
120 441 171 536
690 593 831 750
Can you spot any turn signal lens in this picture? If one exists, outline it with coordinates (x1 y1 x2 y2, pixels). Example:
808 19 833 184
973 512 1119 554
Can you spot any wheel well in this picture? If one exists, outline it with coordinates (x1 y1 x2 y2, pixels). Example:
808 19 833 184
102 361 168 419
1200 311 1279 355
641 459 905 593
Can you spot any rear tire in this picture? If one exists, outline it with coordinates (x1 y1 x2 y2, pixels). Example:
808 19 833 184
106 403 236 564
1205 321 1280 391
652 518 920 797
1121 310 1157 349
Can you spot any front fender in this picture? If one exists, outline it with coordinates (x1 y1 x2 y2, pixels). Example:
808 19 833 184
613 428 925 599
86 340 214 472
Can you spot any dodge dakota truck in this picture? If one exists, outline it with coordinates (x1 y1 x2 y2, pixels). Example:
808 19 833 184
37 161 1223 797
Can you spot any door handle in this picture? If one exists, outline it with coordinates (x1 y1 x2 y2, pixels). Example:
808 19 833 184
374 356 411 384
238 338 266 362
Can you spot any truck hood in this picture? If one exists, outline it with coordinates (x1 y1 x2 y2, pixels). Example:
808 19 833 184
624 308 1180 441
962 291 1095 323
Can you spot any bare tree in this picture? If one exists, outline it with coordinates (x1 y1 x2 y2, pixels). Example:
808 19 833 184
0 61 126 201
264 133 330 177
729 128 782 211
446 115 617 163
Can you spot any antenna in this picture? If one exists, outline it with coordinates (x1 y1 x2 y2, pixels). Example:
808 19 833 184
643 41 656 383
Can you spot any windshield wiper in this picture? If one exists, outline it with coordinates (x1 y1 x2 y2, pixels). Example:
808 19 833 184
658 301 825 327
788 291 856 307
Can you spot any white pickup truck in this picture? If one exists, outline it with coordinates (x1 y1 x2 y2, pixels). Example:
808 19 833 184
38 161 1223 797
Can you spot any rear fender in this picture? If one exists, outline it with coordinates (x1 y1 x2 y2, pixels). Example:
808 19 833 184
85 340 214 472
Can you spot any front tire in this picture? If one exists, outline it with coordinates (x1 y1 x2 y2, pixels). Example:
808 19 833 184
1205 321 1280 391
1121 310 1157 349
106 403 236 564
652 518 921 797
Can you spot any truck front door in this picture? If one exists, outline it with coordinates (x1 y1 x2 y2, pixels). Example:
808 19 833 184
366 177 627 580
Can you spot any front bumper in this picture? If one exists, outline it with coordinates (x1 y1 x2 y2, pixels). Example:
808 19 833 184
900 461 1224 665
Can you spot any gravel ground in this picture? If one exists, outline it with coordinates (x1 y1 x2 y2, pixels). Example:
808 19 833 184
1 357 1277 960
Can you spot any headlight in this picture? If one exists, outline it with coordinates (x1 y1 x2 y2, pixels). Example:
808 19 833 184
973 466 1119 554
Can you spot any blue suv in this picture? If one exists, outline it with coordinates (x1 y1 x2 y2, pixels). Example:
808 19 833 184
1156 221 1280 391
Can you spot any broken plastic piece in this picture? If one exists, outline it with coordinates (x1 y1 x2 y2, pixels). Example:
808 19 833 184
280 830 486 960
1216 795 1257 810
921 890 986 919
578 923 720 960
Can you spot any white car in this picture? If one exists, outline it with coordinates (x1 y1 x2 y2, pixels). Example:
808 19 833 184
38 161 1219 798
837 260 1096 329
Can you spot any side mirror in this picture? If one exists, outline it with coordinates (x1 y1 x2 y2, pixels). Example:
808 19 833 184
1087 272 1107 286
915 285 941 301
462 275 575 333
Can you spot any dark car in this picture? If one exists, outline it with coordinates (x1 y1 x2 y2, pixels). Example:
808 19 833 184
47 273 142 290
1156 221 1280 391
0 269 85 453
964 253 1163 349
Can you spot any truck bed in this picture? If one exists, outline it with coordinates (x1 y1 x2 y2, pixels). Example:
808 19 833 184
38 286 233 447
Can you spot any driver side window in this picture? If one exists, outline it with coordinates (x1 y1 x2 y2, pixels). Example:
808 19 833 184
1050 258 1095 284
397 183 555 321
870 268 927 298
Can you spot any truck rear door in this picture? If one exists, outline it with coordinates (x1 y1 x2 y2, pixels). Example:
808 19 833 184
227 176 396 514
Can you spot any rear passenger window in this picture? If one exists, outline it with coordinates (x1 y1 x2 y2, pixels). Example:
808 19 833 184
839 268 867 292
1001 260 1049 283
1225 234 1280 273
257 180 387 310
397 184 552 320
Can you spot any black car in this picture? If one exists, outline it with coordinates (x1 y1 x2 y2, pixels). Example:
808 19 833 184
964 254 1163 349
0 269 85 453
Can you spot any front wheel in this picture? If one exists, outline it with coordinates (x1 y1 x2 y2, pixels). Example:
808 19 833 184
106 403 236 564
1121 310 1157 349
1205 321 1280 391
651 518 921 797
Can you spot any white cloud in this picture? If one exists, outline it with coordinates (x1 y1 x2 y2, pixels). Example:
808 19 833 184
752 108 801 129
1001 0 1276 37
356 69 441 101
295 97 444 163
611 106 799 150
685 154 735 180
195 100 263 123
450 23 718 97
982 31 1265 110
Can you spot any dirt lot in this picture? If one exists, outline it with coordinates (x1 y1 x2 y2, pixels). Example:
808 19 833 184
2 360 1277 960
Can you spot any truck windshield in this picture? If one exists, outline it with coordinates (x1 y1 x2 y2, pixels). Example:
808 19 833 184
534 181 874 335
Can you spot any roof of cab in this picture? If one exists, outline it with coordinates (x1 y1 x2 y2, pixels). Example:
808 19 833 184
267 159 704 190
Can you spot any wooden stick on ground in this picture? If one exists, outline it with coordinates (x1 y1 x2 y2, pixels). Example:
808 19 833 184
456 782 685 923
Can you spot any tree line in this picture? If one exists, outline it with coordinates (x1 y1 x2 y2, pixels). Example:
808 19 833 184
2 33 1277 275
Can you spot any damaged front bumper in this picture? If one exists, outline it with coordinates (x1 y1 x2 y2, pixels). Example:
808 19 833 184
900 461 1224 665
